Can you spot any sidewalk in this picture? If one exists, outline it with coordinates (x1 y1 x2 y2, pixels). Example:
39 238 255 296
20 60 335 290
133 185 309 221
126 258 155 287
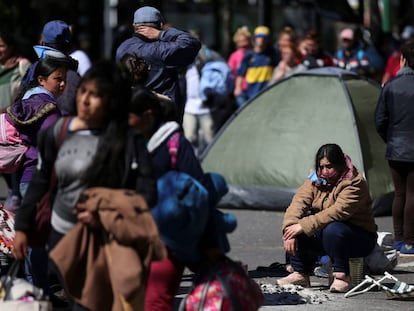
175 209 414 310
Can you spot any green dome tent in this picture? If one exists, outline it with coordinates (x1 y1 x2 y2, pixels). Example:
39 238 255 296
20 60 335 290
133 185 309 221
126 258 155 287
201 67 394 215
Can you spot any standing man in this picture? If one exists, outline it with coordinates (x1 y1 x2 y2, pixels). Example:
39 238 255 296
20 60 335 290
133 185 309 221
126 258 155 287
234 26 278 105
375 39 414 255
299 30 333 69
115 6 201 122
333 28 369 74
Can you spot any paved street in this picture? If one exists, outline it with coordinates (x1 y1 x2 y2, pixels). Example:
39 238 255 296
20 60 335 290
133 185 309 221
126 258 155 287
2 177 413 310
176 208 414 310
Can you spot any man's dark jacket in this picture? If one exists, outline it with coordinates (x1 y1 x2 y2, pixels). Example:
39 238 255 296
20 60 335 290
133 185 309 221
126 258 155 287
375 67 414 162
115 27 201 118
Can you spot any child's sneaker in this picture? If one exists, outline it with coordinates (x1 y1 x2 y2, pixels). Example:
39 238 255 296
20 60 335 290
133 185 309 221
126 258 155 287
314 255 331 278
400 244 414 255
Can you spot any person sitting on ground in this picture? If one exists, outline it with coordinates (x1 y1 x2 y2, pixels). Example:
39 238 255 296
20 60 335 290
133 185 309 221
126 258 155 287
276 143 377 293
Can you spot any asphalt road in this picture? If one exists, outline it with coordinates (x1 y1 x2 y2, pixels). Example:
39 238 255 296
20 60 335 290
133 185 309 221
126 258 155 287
177 208 414 311
2 177 413 310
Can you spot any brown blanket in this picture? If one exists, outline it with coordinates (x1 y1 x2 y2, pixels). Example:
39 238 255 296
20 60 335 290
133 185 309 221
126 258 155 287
50 188 166 311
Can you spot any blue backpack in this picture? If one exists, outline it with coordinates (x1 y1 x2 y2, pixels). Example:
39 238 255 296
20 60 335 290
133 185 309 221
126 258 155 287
150 133 236 264
151 133 209 263
151 170 210 264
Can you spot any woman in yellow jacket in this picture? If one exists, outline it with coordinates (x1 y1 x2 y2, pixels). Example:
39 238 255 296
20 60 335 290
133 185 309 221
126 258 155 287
276 143 377 292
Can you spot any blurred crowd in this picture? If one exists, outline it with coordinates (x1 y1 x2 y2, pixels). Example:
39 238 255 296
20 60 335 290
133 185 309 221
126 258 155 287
229 23 414 105
1 7 414 310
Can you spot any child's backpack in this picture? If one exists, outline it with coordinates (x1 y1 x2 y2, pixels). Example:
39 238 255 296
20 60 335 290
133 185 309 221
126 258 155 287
150 132 210 264
195 47 234 102
0 113 27 173
178 256 263 311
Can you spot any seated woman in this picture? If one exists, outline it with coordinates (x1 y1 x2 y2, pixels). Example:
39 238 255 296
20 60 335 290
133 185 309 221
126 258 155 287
277 143 377 292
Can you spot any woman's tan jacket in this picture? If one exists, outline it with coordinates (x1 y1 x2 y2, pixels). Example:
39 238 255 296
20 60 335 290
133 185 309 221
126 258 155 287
282 169 377 236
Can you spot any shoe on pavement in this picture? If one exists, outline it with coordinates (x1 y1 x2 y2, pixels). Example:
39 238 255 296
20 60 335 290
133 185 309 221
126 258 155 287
276 272 310 287
329 272 352 293
400 243 414 256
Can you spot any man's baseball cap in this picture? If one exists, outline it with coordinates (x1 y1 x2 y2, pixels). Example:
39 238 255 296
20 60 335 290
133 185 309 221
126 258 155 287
42 20 71 45
254 26 270 38
133 6 166 24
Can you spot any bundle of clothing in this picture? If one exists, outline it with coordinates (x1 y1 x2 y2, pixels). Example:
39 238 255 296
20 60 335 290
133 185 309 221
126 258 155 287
50 188 166 311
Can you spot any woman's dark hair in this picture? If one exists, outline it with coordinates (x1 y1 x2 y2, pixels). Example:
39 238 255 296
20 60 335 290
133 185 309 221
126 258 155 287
304 29 320 43
130 85 176 124
81 60 132 188
401 39 414 69
0 29 32 61
0 30 16 50
14 56 69 101
130 85 162 117
315 143 347 173
120 53 149 86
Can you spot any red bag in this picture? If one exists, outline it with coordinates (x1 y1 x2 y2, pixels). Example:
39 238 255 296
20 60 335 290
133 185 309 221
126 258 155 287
28 117 71 248
179 256 263 311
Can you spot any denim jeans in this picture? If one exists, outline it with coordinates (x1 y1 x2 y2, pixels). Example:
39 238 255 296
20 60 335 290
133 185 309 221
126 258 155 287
289 221 376 274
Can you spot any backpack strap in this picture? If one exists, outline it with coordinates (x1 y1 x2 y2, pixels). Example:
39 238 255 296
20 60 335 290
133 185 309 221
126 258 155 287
48 117 71 193
56 117 71 148
167 132 180 169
